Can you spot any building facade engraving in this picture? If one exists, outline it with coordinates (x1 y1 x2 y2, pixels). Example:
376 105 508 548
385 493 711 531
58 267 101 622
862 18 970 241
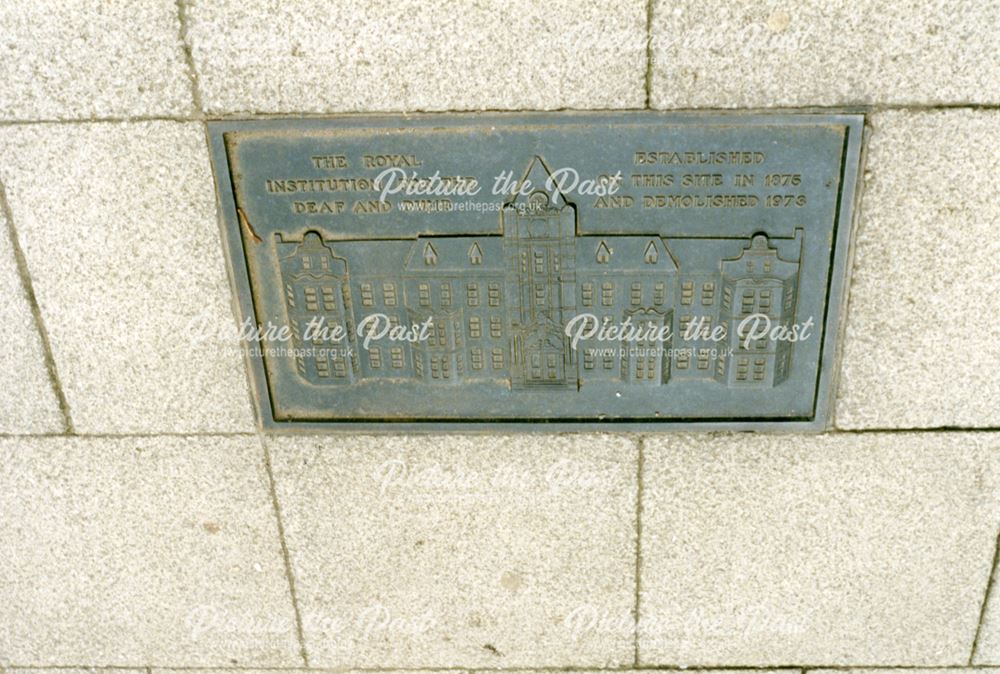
278 157 803 390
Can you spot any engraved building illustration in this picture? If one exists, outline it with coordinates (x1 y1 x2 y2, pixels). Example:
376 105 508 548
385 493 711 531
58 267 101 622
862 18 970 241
277 156 802 390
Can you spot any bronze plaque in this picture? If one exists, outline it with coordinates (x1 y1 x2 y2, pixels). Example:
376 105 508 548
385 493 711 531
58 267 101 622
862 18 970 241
208 112 864 430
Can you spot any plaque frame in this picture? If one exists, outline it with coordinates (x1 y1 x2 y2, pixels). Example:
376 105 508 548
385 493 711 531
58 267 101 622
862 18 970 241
207 111 865 432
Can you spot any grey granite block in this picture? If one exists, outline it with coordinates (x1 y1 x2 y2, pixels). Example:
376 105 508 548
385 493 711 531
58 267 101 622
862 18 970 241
0 0 193 120
639 432 1000 665
8 659 148 674
828 667 997 674
267 433 638 667
0 435 301 665
0 122 254 433
0 208 63 433
185 0 647 113
650 0 1000 108
151 670 463 674
152 670 797 674
972 547 1000 663
836 110 1000 429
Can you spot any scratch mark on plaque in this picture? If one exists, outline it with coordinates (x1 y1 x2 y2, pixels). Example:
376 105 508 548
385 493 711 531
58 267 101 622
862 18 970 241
238 207 262 244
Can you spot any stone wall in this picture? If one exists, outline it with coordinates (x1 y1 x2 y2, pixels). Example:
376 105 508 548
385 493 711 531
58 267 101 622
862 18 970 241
1 0 998 667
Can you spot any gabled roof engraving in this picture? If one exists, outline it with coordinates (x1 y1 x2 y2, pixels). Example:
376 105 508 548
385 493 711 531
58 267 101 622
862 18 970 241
596 241 611 263
508 155 569 208
275 157 803 393
422 241 438 266
468 241 483 265
644 240 659 264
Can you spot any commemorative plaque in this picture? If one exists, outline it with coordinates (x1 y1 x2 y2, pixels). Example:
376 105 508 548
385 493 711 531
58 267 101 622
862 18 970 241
208 113 864 430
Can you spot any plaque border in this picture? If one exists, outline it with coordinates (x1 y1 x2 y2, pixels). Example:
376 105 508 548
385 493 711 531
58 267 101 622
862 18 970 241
206 111 866 432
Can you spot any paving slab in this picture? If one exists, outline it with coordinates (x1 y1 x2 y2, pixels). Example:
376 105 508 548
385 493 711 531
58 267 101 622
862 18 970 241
185 0 647 113
0 122 254 434
650 0 1000 108
268 433 638 667
972 545 1000 663
8 669 145 674
0 207 63 433
0 0 193 120
835 110 1000 429
818 670 1000 674
639 432 1000 666
0 435 301 665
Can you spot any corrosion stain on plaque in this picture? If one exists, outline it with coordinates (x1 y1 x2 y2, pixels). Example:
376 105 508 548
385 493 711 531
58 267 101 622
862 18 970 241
208 113 864 430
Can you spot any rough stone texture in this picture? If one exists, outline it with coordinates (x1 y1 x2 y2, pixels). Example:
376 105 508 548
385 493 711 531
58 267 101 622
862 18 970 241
0 122 254 434
268 434 637 667
185 0 647 114
822 671 1000 674
823 671 1000 674
974 559 1000 663
8 670 145 674
150 671 795 674
0 0 193 120
9 670 144 674
836 110 1000 429
650 0 1000 108
150 671 464 674
0 435 301 665
639 432 1000 666
0 209 63 433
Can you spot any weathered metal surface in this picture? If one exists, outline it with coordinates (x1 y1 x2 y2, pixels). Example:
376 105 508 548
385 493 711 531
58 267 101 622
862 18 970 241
208 112 864 431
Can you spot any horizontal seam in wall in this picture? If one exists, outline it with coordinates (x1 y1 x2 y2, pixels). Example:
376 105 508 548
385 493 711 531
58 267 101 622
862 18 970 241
1 427 999 440
0 102 998 126
0 431 258 439
5 665 1000 671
